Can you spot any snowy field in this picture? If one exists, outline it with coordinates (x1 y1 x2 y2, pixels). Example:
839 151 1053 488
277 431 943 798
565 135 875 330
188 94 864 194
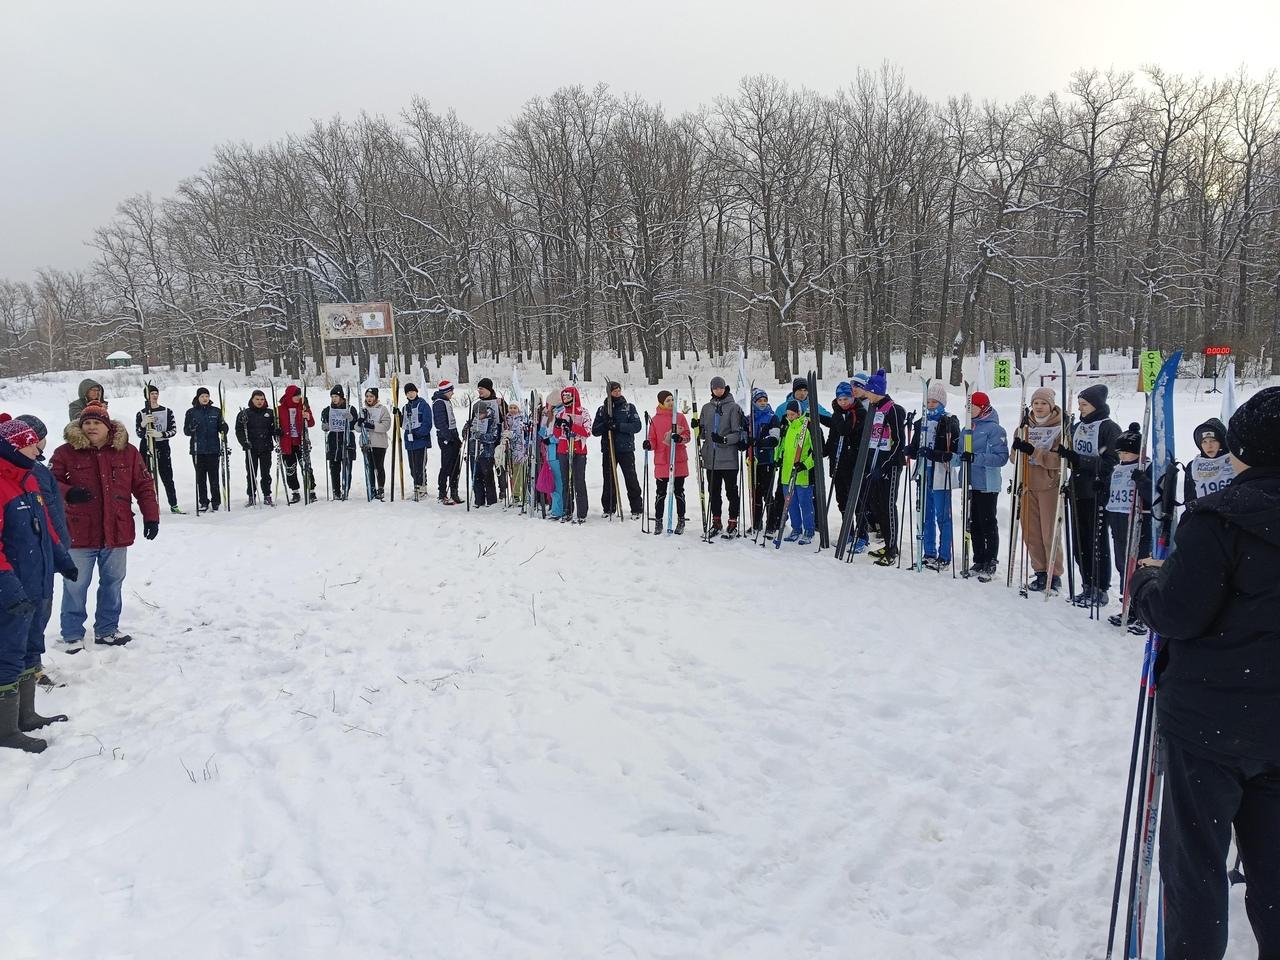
0 356 1262 959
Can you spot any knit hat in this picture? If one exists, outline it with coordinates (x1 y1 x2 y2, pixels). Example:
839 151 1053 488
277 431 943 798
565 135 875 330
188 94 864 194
404 383 418 394
0 418 41 451
330 385 345 398
607 381 621 392
365 386 379 399
1079 383 1109 416
1115 422 1143 455
784 400 801 415
1192 418 1227 453
851 372 871 389
477 377 494 393
970 391 991 412
927 382 947 406
79 402 112 427
15 414 47 440
751 387 769 403
437 380 454 393
865 369 887 396
835 381 853 399
710 376 727 391
1031 386 1056 407
194 387 210 402
657 390 673 405
792 377 808 393
1228 386 1280 469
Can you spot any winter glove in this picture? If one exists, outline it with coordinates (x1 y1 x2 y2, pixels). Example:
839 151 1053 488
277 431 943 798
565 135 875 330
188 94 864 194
219 423 229 435
669 431 682 445
1054 444 1078 466
143 521 159 541
758 436 778 450
142 413 154 427
1131 467 1153 510
59 564 79 583
147 428 162 439
1010 437 1035 456
690 417 700 431
642 439 652 452
555 417 571 432
959 450 975 464
738 437 750 451
65 487 94 504
802 458 814 472
711 432 726 444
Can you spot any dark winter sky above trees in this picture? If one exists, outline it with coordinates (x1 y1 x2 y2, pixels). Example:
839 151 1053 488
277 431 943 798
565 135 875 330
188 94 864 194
1 0 1275 280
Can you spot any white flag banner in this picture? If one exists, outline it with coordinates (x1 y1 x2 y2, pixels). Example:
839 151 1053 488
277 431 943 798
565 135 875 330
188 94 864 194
1220 360 1237 422
512 365 524 402
736 346 749 400
978 341 988 393
362 354 381 396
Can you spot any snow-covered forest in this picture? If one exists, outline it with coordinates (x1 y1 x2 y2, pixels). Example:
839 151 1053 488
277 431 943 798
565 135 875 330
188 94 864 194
1 65 1277 385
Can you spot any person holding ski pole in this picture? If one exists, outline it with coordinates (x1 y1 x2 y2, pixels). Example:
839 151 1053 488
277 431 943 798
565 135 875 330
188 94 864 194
821 381 861 516
1183 418 1233 506
778 401 816 545
322 386 356 500
592 381 644 520
1103 422 1151 633
537 400 565 519
278 385 317 504
356 387 391 501
1010 386 1065 595
466 398 501 508
958 391 1009 583
504 402 530 506
748 388 781 535
1128 387 1280 960
431 380 462 505
906 381 960 571
860 370 907 566
644 390 691 535
1055 384 1120 608
184 387 226 512
401 383 433 500
550 386 590 523
693 376 747 538
234 389 277 506
136 384 182 514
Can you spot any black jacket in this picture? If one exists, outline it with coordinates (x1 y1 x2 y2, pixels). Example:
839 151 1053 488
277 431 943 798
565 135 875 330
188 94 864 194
820 403 859 471
1067 410 1120 498
184 402 226 456
867 396 907 472
235 404 277 453
591 398 643 455
1131 467 1280 764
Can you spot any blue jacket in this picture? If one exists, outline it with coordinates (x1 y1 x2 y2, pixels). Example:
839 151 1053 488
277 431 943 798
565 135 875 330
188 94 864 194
0 439 73 611
591 398 643 454
774 394 832 424
402 396 433 450
962 409 1009 493
184 401 226 456
32 460 70 548
749 405 782 465
432 391 459 445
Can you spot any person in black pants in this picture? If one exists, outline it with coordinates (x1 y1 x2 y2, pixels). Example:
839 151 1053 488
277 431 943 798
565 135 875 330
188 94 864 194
748 388 782 534
1104 424 1152 629
859 370 906 565
1130 387 1280 960
235 389 277 506
322 386 356 499
431 381 462 504
183 387 227 512
592 381 644 518
958 391 1009 581
136 385 181 513
1056 383 1121 606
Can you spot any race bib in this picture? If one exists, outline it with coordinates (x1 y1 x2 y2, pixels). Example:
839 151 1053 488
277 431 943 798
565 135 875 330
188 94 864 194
1074 420 1101 457
1189 456 1233 499
327 408 349 432
1027 425 1059 466
1107 461 1138 513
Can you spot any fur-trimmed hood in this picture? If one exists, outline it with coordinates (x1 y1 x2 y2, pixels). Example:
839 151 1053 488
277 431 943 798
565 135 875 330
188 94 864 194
63 418 130 451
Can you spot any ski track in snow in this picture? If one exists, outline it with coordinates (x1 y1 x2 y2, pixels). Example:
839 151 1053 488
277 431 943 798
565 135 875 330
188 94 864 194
0 363 1260 959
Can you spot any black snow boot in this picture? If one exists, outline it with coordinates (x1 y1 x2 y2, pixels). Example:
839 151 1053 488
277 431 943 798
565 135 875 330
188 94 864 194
675 517 686 535
1027 572 1048 593
18 674 66 731
0 687 46 753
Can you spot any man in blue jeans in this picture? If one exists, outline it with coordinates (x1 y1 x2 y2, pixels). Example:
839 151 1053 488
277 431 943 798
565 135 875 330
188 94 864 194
49 403 160 652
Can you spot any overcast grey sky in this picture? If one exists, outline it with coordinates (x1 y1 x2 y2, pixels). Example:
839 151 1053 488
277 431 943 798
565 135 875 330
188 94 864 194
2 0 1276 280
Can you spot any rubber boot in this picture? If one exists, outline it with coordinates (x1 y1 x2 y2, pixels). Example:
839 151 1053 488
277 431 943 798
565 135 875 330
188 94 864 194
18 673 67 732
0 687 46 753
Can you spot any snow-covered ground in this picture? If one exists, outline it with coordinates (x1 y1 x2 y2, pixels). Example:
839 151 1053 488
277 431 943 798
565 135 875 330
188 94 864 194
0 356 1263 959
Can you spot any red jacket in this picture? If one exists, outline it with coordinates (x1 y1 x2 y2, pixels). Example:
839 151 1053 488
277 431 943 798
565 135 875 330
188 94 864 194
647 407 691 478
278 385 315 455
550 386 591 456
49 419 160 549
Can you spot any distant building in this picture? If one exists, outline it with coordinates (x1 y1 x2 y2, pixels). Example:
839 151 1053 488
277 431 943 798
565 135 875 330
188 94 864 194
106 350 133 368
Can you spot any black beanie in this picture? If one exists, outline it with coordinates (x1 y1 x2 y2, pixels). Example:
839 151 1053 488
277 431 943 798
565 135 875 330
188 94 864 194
792 377 808 392
477 377 494 393
1115 422 1142 455
365 386 379 399
784 400 801 415
1192 418 1227 453
330 385 345 398
405 383 418 394
1079 384 1109 417
657 390 673 405
1228 387 1280 469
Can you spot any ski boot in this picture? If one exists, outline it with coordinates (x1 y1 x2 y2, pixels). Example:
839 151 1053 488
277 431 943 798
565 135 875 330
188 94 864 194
852 537 869 555
708 516 723 539
976 562 995 583
305 492 319 504
783 530 801 542
674 518 686 535
0 688 45 754
652 517 664 536
1047 576 1063 597
925 556 951 572
631 511 642 521
169 505 185 515
264 495 274 507
798 532 814 546
288 492 301 505
723 518 738 539
1071 587 1095 608
873 551 897 567
868 545 890 560
245 497 257 508
1027 572 1048 593
18 673 66 732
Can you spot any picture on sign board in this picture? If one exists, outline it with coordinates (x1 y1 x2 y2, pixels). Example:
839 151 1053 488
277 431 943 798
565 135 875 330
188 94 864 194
318 303 395 341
